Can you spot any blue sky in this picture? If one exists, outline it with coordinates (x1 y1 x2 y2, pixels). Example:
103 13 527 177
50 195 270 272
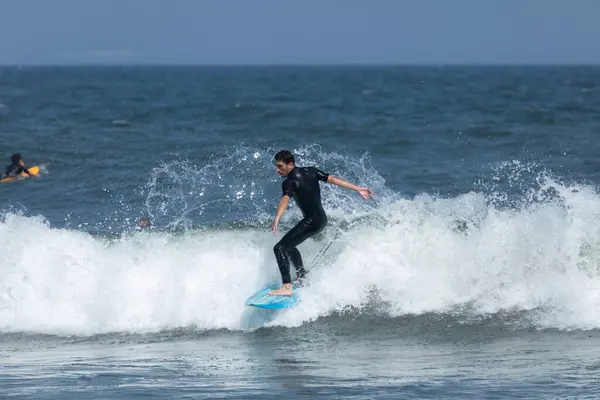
1 0 599 65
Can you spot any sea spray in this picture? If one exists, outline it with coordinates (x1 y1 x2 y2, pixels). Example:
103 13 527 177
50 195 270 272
3 148 600 333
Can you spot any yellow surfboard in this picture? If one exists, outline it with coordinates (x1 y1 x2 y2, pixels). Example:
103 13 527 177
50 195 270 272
0 165 40 183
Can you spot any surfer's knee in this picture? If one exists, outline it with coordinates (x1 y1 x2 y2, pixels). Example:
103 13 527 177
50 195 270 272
273 242 285 256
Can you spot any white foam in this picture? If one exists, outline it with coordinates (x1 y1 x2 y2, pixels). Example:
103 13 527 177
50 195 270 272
0 213 279 334
3 171 600 334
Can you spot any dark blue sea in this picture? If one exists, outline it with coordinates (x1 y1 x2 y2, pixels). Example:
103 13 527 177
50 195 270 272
2 65 600 399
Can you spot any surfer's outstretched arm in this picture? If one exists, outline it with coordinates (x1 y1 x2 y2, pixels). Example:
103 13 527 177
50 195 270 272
327 176 374 200
272 195 290 236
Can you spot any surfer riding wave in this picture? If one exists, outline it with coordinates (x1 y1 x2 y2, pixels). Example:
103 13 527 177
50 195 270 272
269 150 374 296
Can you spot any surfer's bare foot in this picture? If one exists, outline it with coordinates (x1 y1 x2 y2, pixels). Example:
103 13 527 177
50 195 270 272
268 284 293 296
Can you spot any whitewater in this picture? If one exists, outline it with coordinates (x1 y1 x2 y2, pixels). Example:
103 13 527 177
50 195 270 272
2 160 600 335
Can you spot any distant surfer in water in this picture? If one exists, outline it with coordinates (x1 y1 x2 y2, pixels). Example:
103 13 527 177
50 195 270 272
137 216 152 228
2 153 32 180
269 150 374 296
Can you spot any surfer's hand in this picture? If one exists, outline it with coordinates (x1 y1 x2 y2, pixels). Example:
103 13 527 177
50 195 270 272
272 218 279 235
358 187 374 200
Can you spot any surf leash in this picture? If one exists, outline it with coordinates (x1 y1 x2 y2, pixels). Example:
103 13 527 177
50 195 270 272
307 227 343 273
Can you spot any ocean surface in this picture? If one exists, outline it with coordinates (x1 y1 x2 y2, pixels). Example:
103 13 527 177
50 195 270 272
1 65 600 398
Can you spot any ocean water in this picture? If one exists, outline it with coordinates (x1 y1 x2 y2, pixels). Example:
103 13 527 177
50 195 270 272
1 65 600 398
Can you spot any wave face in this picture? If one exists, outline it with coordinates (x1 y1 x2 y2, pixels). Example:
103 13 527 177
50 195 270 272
2 147 600 335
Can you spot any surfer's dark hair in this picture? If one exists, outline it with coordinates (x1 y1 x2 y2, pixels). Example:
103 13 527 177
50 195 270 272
10 153 21 165
274 150 295 165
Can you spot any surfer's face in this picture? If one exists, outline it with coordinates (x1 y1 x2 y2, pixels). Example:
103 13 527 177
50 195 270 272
275 161 294 177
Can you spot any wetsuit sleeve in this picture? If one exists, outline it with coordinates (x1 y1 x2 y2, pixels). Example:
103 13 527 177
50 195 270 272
281 179 296 197
313 167 329 182
16 166 31 176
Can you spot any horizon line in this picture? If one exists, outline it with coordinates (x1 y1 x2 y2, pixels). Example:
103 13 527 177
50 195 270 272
1 62 600 68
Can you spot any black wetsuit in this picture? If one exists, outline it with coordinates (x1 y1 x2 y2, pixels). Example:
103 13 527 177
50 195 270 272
3 164 30 178
274 166 329 284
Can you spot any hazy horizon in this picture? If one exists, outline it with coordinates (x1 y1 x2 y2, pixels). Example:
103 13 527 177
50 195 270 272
2 62 600 68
